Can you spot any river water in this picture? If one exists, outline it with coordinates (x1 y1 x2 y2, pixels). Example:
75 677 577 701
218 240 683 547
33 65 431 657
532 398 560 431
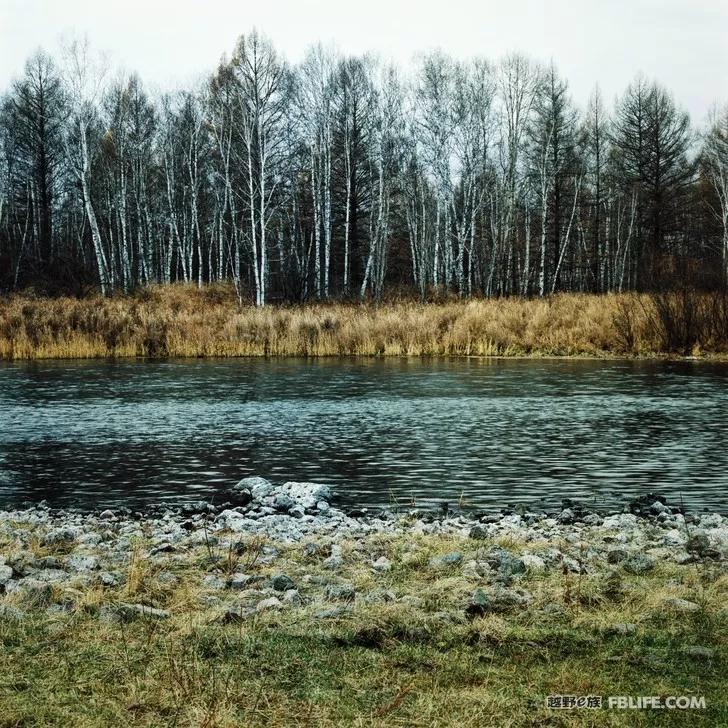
1 358 726 512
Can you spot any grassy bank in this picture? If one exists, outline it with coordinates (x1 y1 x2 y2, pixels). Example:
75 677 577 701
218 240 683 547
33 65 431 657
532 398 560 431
1 285 727 360
0 524 728 727
0 526 725 727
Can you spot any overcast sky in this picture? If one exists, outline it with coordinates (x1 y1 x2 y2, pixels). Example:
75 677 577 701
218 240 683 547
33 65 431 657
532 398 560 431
1 0 726 123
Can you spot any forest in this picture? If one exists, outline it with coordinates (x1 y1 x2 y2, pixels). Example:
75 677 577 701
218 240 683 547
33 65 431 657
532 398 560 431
1 31 727 303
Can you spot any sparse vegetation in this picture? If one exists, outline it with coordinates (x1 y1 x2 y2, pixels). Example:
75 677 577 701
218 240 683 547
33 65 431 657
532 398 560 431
1 285 728 360
0 527 725 727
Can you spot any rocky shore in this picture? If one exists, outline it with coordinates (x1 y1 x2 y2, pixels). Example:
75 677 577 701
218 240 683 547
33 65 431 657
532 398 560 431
1 478 726 622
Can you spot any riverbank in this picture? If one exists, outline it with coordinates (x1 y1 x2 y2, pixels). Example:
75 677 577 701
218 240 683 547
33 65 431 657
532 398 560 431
1 480 725 726
2 285 728 360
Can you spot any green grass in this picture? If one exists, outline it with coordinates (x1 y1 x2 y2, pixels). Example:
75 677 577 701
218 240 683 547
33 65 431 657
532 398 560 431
0 533 725 726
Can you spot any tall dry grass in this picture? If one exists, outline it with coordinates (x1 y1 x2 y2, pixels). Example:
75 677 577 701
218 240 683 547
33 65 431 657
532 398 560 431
1 284 727 360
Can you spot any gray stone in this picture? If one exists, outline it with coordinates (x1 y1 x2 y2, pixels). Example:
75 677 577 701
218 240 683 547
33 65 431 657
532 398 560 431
607 622 637 635
662 598 701 613
40 527 78 546
469 525 489 540
682 645 715 659
558 508 576 524
651 501 671 515
280 481 332 504
363 588 397 604
520 554 546 573
99 509 115 519
325 583 355 602
483 549 526 577
255 596 283 612
65 554 99 572
150 542 176 555
313 606 351 619
0 605 25 621
98 572 120 588
237 477 274 499
222 605 255 624
282 589 302 606
428 552 463 570
117 603 170 620
0 564 13 586
200 574 224 590
372 556 392 572
623 554 655 574
13 578 53 608
229 573 265 590
466 586 531 616
274 494 295 512
686 532 710 555
271 574 296 592
607 548 629 564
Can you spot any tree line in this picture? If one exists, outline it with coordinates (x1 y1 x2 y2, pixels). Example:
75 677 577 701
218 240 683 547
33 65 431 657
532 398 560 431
1 32 727 302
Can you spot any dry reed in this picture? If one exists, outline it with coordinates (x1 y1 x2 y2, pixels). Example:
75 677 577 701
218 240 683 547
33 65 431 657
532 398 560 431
1 284 726 360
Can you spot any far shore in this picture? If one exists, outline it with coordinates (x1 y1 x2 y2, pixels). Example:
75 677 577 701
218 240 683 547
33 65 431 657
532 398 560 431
2 284 728 361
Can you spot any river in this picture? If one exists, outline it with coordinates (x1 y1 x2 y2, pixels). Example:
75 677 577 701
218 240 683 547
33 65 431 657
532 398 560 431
1 357 726 512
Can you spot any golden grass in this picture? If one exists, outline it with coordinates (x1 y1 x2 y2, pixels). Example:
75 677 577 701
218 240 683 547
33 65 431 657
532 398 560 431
1 284 727 360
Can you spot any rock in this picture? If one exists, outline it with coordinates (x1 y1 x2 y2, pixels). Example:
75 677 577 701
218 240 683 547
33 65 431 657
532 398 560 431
558 508 576 524
582 514 603 526
686 532 710 555
682 645 715 659
116 603 170 620
40 527 78 546
313 606 351 619
662 598 701 613
325 583 355 602
650 501 671 515
398 595 424 609
323 545 343 570
99 509 115 519
65 554 99 572
237 477 274 500
372 556 391 572
282 589 302 606
363 588 397 604
255 597 283 612
462 560 491 579
469 525 489 540
222 605 255 624
316 501 330 513
202 574 226 590
156 571 178 587
607 622 637 635
482 549 526 578
13 578 53 608
466 586 531 616
607 548 629 564
428 552 463 570
623 554 655 574
274 494 295 512
281 481 332 503
150 542 176 555
0 564 13 586
0 605 25 621
520 554 546 573
541 602 565 616
271 574 296 592
699 514 722 528
98 572 120 587
230 574 265 590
